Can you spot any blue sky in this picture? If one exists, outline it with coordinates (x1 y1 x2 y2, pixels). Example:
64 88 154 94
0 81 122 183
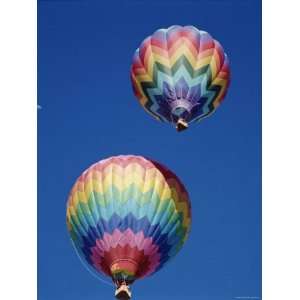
38 0 261 299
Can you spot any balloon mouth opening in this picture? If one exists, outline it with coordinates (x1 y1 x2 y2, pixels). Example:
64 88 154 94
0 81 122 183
169 98 193 112
169 99 192 130
110 259 138 284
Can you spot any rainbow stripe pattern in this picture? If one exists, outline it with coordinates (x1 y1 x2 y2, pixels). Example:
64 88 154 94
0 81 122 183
66 155 191 284
130 25 230 126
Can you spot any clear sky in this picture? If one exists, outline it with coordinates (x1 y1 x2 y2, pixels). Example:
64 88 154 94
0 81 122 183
38 0 261 299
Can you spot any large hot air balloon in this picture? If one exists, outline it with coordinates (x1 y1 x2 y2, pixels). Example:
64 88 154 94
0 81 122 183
130 25 230 131
66 155 191 299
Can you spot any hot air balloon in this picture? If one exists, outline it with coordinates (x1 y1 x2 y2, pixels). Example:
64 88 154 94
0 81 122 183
66 155 191 299
130 25 230 131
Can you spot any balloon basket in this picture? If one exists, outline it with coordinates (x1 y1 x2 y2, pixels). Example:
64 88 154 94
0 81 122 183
115 284 132 300
176 119 188 132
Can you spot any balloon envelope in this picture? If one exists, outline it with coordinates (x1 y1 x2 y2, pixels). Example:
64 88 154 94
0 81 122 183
130 25 230 130
66 155 191 286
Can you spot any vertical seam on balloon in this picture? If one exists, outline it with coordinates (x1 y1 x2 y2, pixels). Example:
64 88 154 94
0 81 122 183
149 32 164 122
72 190 90 237
202 40 226 108
145 167 177 269
84 169 101 237
189 27 203 106
211 54 229 107
139 36 164 122
91 165 105 240
165 27 178 124
136 159 150 274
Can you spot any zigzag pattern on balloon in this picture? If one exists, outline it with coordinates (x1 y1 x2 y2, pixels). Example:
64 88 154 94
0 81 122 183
130 25 230 124
67 159 190 226
68 183 189 221
68 200 188 279
66 155 191 283
69 215 184 281
70 212 186 253
91 229 161 277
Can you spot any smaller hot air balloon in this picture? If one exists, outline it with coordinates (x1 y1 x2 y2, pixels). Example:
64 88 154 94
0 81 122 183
66 155 191 299
130 25 230 131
